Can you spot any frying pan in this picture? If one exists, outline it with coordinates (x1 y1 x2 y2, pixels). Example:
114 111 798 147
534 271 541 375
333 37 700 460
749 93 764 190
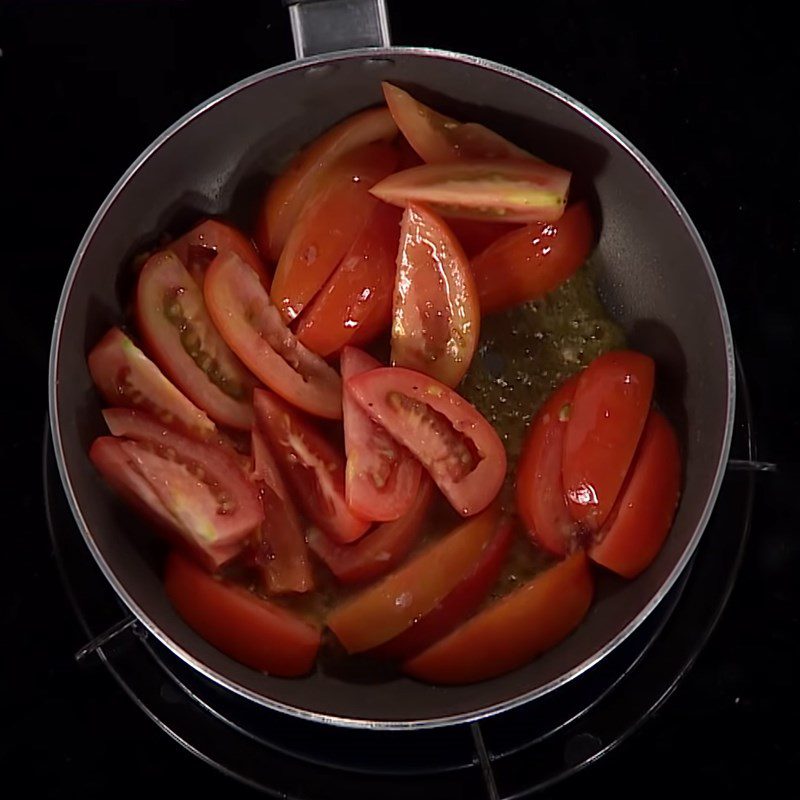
48 0 735 728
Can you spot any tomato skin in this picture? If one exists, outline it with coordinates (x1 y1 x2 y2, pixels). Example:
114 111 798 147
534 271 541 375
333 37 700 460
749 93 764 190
516 375 580 557
447 218 521 259
372 517 513 661
471 202 595 315
169 219 271 291
249 427 315 594
382 83 532 163
404 551 593 684
370 159 571 223
295 203 400 358
347 367 507 517
341 347 422 522
204 251 343 420
88 327 217 440
590 410 682 578
253 389 370 544
562 350 655 532
136 250 257 430
308 478 435 584
391 203 480 388
165 551 320 676
255 107 398 263
270 142 399 322
327 504 500 653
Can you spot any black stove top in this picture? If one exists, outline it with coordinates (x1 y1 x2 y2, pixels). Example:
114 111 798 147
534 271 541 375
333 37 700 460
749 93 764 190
3 2 798 797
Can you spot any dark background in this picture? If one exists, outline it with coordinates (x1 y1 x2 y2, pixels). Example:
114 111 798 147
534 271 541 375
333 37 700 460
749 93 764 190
1 1 798 796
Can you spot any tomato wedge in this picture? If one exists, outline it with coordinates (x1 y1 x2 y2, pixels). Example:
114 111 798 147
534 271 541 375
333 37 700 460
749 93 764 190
165 551 320 676
370 159 571 223
346 367 507 517
249 426 315 594
307 478 434 584
326 504 500 653
516 375 580 557
204 251 342 420
136 250 257 430
590 410 682 578
169 219 271 290
342 347 422 521
253 389 369 544
255 107 398 262
404 551 593 684
471 202 595 315
382 83 533 163
562 350 655 531
270 142 399 322
372 517 513 660
391 203 479 387
295 203 400 358
447 218 521 259
88 327 217 440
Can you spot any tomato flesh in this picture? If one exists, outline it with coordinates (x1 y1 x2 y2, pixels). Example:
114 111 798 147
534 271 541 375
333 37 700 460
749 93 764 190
370 159 571 223
347 367 507 517
471 202 595 315
295 203 400 357
256 107 398 263
447 218 521 258
308 478 434 584
88 327 217 440
165 551 320 676
562 350 655 531
204 251 342 419
516 375 580 557
342 347 422 522
404 551 593 684
253 389 369 544
372 517 513 660
590 410 682 577
270 142 399 322
326 504 500 653
391 203 479 387
136 250 257 430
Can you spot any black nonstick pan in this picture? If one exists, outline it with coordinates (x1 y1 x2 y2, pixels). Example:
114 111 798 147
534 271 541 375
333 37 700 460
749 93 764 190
48 0 735 728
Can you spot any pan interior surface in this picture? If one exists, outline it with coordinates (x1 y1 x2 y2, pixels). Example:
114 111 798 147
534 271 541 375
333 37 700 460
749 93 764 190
50 49 734 728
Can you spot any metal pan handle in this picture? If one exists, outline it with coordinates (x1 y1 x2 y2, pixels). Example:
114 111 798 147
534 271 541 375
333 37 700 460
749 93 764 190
283 0 391 58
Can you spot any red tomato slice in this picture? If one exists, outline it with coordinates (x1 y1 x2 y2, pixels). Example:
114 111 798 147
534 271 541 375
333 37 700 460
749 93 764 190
165 551 320 676
447 218 522 259
101 407 263 546
204 251 342 420
346 367 507 517
404 551 593 684
372 517 513 660
471 202 596 314
89 437 244 571
307 478 435 584
590 410 682 578
382 83 533 163
342 347 422 522
562 350 655 531
391 203 480 387
370 160 571 223
136 250 257 430
516 375 580 557
249 427 315 594
252 389 369 544
169 219 271 291
88 327 217 440
326 504 500 653
255 107 398 263
270 142 399 322
295 203 400 358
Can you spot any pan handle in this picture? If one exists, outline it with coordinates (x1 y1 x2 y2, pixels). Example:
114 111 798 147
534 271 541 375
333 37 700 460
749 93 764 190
283 0 391 58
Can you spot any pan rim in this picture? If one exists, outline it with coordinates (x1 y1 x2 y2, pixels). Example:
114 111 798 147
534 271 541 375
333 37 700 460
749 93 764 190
48 45 736 730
